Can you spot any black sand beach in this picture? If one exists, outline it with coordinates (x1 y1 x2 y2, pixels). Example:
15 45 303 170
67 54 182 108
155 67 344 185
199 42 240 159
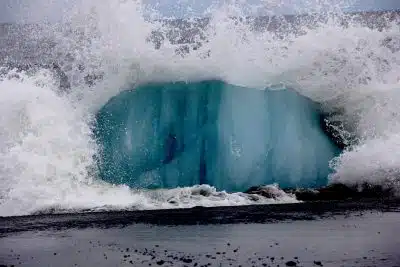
1 200 400 267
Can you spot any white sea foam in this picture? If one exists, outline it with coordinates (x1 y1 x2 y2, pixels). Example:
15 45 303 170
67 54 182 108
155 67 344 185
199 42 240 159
0 0 399 216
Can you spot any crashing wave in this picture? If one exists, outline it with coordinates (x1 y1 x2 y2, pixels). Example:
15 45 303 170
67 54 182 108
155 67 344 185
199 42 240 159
0 1 399 216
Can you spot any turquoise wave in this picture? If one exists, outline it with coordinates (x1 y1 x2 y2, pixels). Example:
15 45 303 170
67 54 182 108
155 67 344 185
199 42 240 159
95 80 341 192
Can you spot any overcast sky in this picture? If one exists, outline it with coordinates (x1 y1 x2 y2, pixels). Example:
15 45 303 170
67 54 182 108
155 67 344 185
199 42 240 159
1 0 399 23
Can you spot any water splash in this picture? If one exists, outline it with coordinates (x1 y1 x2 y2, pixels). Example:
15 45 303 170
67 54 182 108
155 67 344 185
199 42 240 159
0 0 399 215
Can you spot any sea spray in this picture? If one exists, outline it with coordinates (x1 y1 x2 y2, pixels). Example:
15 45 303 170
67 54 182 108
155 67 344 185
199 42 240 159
0 1 399 216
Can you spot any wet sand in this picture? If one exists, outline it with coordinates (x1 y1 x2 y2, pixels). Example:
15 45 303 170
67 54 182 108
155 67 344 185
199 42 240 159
1 200 400 267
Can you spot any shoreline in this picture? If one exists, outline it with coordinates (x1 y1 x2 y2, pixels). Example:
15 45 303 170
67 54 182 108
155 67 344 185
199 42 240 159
2 197 399 235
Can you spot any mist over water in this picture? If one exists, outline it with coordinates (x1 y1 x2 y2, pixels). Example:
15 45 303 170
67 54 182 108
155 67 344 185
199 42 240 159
0 0 399 216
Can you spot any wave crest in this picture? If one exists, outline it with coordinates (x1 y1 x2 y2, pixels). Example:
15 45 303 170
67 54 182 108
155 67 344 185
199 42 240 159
0 1 400 216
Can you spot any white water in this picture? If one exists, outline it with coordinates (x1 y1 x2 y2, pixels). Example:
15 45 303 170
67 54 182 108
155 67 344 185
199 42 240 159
0 0 399 216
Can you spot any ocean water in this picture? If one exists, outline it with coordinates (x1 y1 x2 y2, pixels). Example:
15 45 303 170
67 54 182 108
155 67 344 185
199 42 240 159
0 1 399 216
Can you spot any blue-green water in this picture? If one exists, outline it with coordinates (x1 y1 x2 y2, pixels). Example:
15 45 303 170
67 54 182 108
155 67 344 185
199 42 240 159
95 80 340 192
